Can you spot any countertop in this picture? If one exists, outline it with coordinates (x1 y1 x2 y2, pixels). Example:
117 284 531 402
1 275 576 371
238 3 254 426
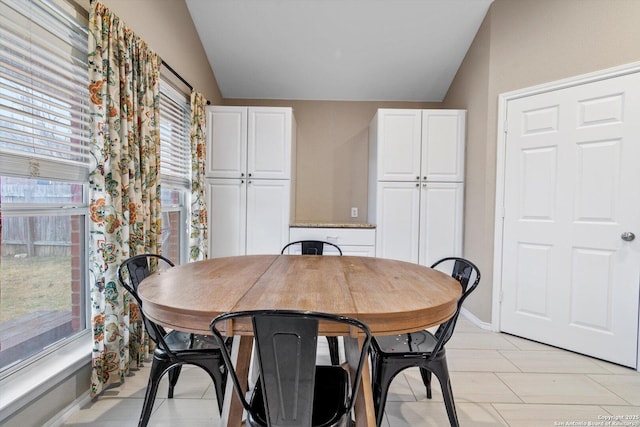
290 222 376 229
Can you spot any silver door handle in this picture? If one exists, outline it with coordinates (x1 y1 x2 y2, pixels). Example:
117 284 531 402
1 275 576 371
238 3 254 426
621 232 635 242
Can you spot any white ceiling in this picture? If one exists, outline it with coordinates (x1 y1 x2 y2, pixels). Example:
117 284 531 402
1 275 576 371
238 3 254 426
185 0 493 102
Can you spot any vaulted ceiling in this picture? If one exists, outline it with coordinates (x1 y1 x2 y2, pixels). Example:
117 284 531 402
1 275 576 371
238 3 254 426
185 0 493 102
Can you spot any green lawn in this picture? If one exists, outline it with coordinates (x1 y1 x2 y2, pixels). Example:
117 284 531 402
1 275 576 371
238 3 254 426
0 256 72 323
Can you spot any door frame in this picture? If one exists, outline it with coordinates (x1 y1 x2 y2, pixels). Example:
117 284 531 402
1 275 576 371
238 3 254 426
492 60 640 371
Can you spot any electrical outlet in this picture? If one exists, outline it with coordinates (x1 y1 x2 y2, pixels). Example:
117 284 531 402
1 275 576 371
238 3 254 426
351 207 358 218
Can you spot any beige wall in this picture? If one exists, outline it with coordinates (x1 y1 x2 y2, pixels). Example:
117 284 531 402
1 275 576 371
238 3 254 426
84 0 640 323
84 0 222 103
224 99 440 223
443 0 640 322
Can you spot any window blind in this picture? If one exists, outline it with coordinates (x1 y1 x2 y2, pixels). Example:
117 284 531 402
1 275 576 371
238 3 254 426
0 0 90 180
159 81 191 185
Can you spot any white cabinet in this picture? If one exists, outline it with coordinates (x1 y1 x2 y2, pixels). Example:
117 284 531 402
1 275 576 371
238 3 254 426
288 227 376 257
368 109 465 266
206 106 296 257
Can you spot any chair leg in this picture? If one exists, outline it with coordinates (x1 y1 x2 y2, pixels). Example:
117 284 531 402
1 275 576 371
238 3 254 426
139 358 172 427
198 358 228 414
429 359 459 427
419 367 433 399
327 336 340 365
370 359 405 427
167 365 182 398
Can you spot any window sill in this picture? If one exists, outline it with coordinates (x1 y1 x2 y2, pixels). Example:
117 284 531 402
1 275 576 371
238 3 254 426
0 332 92 422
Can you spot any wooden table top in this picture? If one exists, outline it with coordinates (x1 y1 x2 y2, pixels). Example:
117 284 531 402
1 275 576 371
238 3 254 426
138 255 462 336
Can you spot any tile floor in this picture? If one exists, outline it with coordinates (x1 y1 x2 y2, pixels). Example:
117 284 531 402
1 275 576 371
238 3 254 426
61 318 640 426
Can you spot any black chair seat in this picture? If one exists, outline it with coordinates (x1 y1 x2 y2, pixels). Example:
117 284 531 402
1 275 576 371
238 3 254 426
372 330 439 355
250 366 349 427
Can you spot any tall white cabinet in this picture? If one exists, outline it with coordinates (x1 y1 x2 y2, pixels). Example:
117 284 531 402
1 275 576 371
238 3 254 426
368 109 465 266
206 106 296 258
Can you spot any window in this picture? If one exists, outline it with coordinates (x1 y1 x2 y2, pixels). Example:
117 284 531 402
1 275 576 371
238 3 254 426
0 0 90 375
159 81 191 264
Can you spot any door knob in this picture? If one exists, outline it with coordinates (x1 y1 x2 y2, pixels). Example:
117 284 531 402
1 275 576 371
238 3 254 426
621 232 636 242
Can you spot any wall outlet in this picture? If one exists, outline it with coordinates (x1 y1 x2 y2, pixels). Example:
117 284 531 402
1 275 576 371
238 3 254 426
351 207 358 218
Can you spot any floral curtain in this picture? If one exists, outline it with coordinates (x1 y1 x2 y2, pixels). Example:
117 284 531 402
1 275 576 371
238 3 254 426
87 2 162 397
189 91 208 261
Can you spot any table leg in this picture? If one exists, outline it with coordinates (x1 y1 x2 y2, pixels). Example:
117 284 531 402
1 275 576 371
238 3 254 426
219 335 253 427
344 336 376 427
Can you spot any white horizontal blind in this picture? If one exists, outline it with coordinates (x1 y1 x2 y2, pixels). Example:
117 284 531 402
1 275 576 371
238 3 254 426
159 81 191 185
0 0 90 180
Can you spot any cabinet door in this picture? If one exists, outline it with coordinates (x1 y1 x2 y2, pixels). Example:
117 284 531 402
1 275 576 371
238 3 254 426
207 179 247 258
247 107 292 180
419 182 464 267
375 181 420 263
421 110 466 182
246 179 291 255
206 106 247 178
376 109 422 182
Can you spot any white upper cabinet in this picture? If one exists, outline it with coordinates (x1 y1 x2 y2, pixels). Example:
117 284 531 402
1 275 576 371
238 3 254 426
206 106 247 178
247 107 294 180
422 110 466 182
370 109 465 183
206 106 294 180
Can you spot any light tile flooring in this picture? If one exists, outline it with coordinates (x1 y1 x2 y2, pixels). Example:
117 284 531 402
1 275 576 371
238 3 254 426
62 318 640 426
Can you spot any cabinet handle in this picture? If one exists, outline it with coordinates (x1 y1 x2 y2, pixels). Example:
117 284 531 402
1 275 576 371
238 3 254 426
423 176 427 180
248 173 252 177
415 183 419 187
422 183 427 187
416 176 420 180
241 173 245 177
241 180 244 184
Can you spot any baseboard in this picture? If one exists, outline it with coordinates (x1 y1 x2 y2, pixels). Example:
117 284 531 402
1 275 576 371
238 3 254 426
43 391 91 427
460 307 493 331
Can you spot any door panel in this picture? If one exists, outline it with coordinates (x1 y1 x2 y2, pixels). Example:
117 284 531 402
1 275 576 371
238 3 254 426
247 108 292 180
206 107 247 178
246 179 291 255
375 181 420 263
501 72 640 367
419 182 464 267
207 179 246 258
376 110 422 182
422 110 466 182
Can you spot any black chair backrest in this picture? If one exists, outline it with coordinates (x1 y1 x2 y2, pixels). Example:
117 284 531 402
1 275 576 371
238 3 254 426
281 240 343 256
118 254 175 348
210 310 371 427
429 257 481 357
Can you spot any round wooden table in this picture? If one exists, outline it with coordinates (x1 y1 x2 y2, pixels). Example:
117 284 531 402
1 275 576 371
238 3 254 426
138 255 461 427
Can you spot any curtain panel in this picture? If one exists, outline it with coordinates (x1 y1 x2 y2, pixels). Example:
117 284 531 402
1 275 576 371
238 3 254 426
189 91 208 261
87 2 162 397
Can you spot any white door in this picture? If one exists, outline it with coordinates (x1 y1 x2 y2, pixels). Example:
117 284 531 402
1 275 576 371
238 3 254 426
247 107 292 180
500 72 640 367
246 179 291 255
206 106 247 178
419 182 464 267
375 109 423 182
207 179 246 258
422 110 466 182
375 181 421 263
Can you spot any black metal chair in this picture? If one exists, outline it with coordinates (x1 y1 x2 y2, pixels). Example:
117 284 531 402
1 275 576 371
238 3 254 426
369 257 481 427
281 240 343 365
118 254 228 427
210 309 372 427
281 240 343 256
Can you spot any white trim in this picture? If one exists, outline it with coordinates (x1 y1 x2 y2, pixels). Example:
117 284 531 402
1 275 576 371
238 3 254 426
492 60 640 372
461 307 493 331
0 332 92 422
43 391 91 427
